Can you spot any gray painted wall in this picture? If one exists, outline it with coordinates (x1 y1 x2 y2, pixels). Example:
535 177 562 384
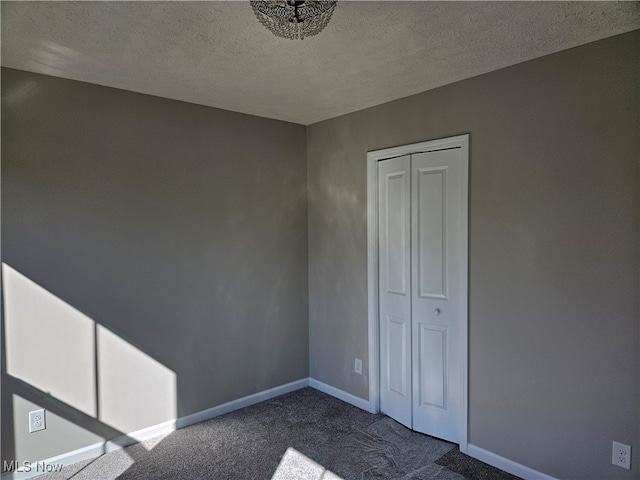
2 30 639 480
308 31 639 480
1 68 309 465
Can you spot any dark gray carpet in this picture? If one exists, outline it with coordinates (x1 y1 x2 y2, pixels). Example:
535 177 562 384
34 388 520 480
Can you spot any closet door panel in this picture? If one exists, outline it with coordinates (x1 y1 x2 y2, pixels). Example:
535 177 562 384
412 148 466 443
378 155 412 428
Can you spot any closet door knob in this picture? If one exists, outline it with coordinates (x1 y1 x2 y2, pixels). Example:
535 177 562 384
434 308 441 316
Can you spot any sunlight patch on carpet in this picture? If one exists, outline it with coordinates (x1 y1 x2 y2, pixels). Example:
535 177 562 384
271 447 342 480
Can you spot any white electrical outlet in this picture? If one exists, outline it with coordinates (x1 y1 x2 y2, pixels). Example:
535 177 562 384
354 358 362 375
612 441 631 470
29 409 46 433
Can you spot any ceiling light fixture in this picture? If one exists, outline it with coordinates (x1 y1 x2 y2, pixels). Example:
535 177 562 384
250 0 337 40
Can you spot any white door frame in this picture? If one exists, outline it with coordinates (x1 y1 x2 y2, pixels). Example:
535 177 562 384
366 134 469 453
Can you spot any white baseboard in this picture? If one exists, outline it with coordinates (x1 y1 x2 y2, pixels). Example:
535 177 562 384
175 378 309 429
2 378 310 480
3 382 556 480
466 444 558 480
308 378 375 413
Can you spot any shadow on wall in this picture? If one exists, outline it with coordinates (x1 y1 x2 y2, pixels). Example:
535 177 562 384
0 261 332 479
1 263 177 475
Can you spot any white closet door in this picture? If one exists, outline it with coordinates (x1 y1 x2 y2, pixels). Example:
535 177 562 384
377 142 468 444
378 154 412 428
411 148 467 443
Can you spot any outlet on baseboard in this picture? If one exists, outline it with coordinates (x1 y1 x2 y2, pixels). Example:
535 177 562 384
612 441 631 470
354 358 362 375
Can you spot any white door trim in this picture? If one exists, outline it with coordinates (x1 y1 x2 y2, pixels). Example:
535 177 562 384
366 134 469 453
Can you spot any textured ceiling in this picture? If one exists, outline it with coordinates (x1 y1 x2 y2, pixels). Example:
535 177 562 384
2 1 639 125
